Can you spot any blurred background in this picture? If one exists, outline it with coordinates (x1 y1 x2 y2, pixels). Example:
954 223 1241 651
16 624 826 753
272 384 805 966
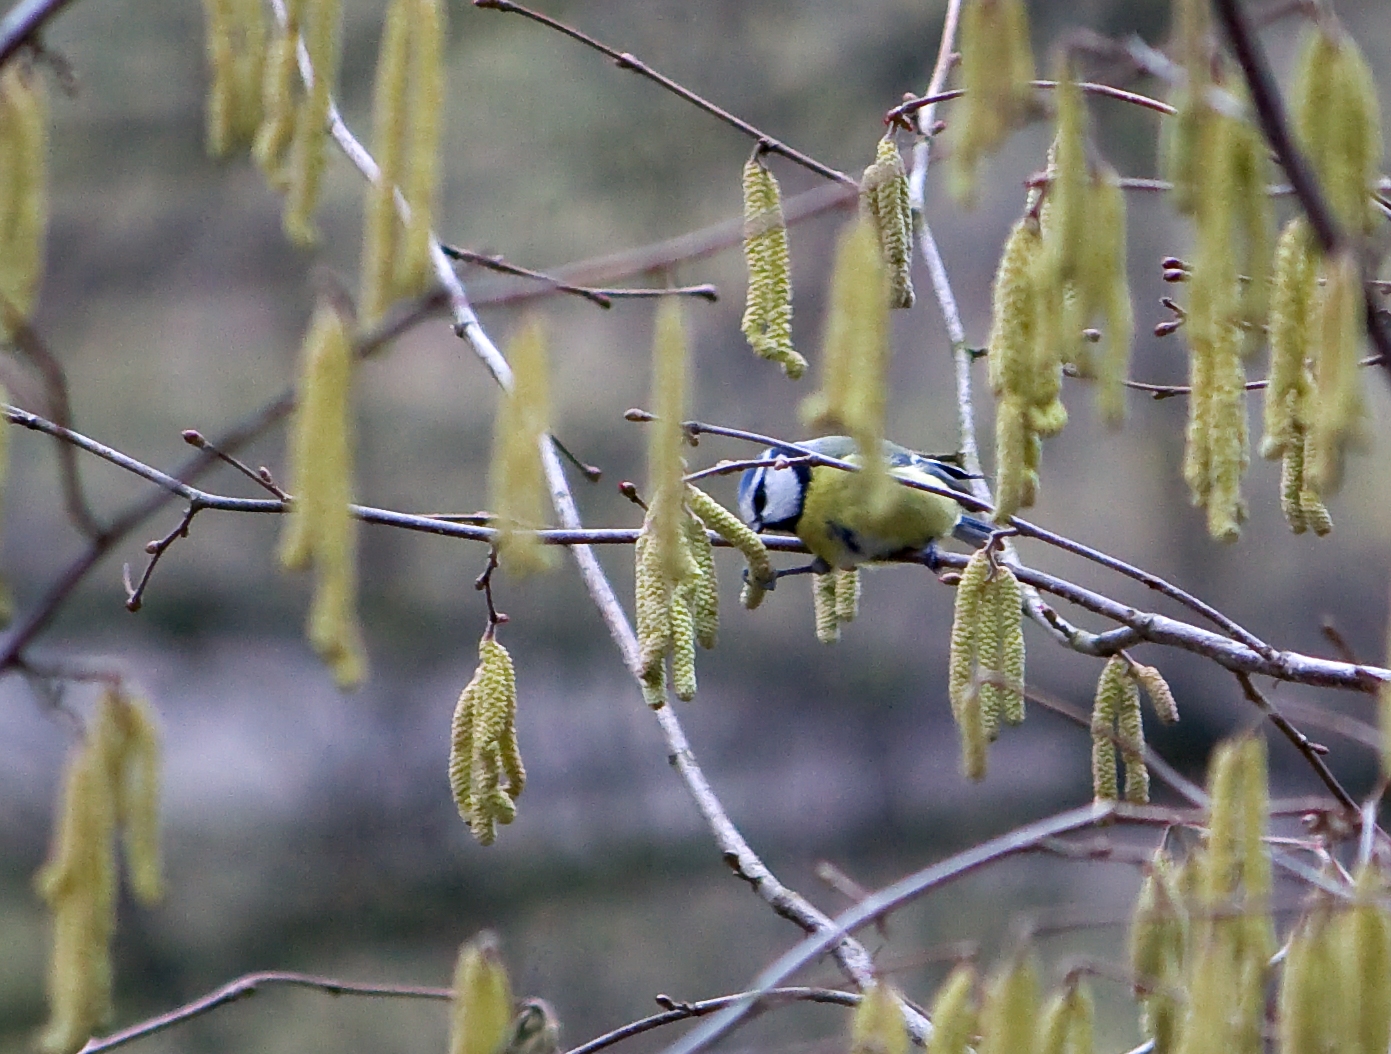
2 0 1391 1052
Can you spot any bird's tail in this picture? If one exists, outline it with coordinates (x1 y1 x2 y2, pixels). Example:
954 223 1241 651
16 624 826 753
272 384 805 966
952 515 995 548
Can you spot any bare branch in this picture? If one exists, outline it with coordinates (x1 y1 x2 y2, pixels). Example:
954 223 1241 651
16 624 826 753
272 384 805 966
472 0 854 187
77 971 452 1054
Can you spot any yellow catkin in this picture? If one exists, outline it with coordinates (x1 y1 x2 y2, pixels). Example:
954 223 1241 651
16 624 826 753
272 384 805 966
984 563 1025 727
1293 24 1383 237
1129 662 1179 724
993 396 1031 523
634 527 672 693
684 483 774 600
860 136 914 309
1089 657 1128 802
1308 250 1365 495
925 964 977 1054
35 701 132 1054
740 158 803 377
448 635 522 845
0 60 47 338
107 690 164 905
1163 0 1212 215
834 567 860 624
950 0 1035 204
35 746 117 1054
279 299 367 688
1116 679 1148 804
1129 852 1186 1054
978 951 1039 1054
670 591 697 702
1278 907 1347 1054
1341 864 1391 1054
395 0 445 296
682 512 718 651
1050 68 1086 270
988 217 1043 403
252 12 299 184
450 934 515 1054
201 0 266 155
280 0 341 246
1261 218 1316 460
1039 984 1094 1054
948 550 993 779
849 983 908 1054
813 571 840 645
649 299 691 589
488 318 556 578
802 218 892 513
358 0 410 327
1085 169 1133 427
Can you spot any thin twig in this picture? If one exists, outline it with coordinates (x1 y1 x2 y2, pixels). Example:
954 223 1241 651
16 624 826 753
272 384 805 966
564 988 859 1054
472 0 854 187
181 429 289 498
440 245 718 307
123 504 200 612
888 79 1178 126
1210 0 1391 382
659 801 1118 1054
77 971 453 1054
1234 672 1361 816
1 303 102 537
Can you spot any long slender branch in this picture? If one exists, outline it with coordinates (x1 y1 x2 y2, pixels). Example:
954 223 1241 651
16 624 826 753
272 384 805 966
77 972 453 1054
471 0 854 187
660 801 1118 1054
1210 0 1391 381
889 79 1179 126
564 988 859 1054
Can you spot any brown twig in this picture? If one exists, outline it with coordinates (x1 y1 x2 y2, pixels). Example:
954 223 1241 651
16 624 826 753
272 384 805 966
1 301 102 537
564 988 860 1054
474 548 508 628
0 293 449 675
77 971 453 1054
440 245 717 306
1234 671 1361 816
886 79 1178 126
122 504 200 612
182 429 289 499
472 0 854 186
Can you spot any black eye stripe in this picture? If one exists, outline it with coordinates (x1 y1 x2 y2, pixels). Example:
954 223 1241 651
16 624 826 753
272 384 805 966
753 479 767 517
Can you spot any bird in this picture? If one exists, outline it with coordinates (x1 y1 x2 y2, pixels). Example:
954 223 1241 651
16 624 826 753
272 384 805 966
737 435 993 573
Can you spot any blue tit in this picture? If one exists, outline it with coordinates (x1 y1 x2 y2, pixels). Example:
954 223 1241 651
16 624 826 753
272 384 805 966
737 436 993 572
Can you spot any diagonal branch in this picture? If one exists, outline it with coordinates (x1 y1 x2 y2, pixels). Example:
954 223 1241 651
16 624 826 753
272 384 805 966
472 0 855 187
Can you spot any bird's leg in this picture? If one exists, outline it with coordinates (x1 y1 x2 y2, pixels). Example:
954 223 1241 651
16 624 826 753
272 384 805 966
742 559 829 591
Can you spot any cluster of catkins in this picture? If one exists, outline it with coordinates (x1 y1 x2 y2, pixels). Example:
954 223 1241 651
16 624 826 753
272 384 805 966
947 548 1025 780
449 632 525 846
239 0 447 683
738 135 915 389
853 736 1391 1054
35 686 163 1054
981 63 1132 523
1166 6 1380 541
